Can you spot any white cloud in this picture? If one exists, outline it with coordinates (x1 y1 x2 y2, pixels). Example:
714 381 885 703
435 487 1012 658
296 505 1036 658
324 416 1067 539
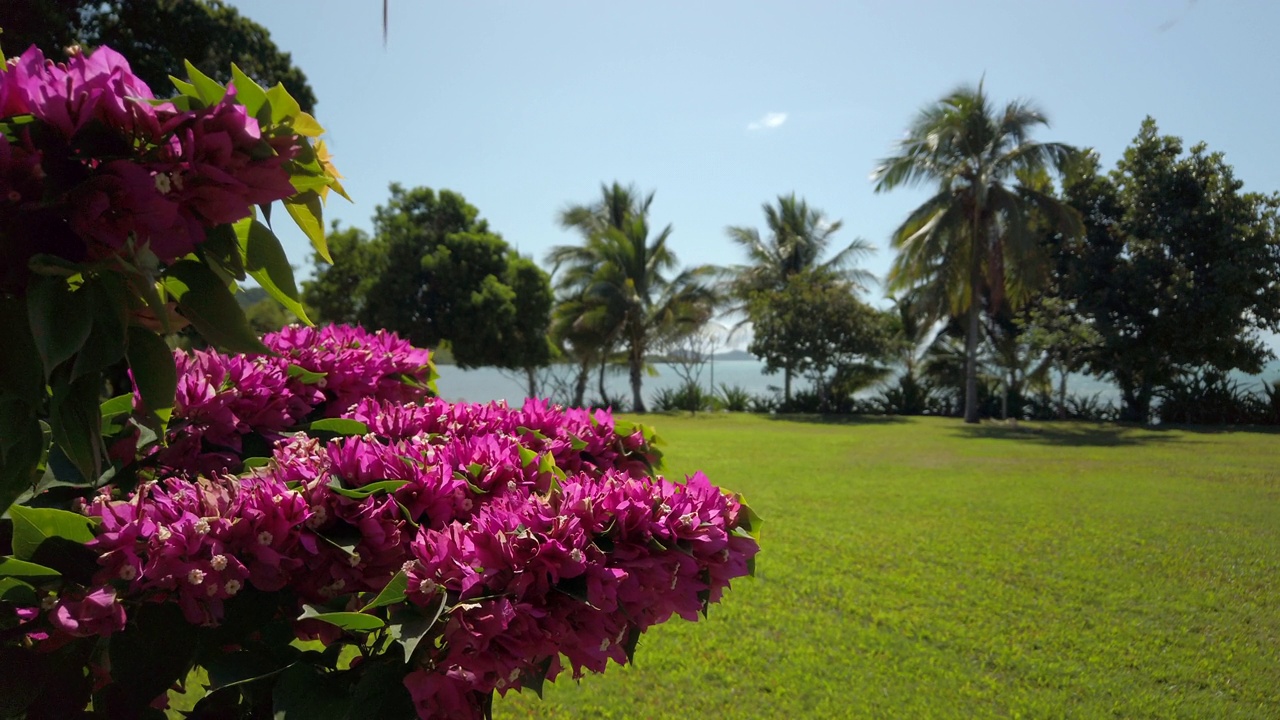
747 112 788 131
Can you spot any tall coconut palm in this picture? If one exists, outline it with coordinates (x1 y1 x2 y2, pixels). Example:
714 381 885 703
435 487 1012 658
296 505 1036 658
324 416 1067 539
725 194 874 400
872 82 1082 423
550 183 716 412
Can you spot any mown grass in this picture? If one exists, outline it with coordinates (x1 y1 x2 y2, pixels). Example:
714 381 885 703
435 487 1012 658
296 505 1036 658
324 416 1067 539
495 415 1280 719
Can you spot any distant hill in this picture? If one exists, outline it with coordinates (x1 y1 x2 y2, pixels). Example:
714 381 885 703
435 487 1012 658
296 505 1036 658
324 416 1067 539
236 286 269 308
713 349 757 361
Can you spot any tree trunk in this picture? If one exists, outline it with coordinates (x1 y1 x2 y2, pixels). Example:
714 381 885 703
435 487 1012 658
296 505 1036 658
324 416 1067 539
784 365 793 404
572 357 589 407
1057 364 1068 420
630 346 646 413
963 289 982 424
597 355 608 405
524 365 538 400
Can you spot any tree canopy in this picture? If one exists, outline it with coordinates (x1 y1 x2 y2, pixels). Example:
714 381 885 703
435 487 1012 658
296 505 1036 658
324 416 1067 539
748 269 890 411
550 183 717 412
0 0 317 112
1064 119 1280 421
724 194 873 401
873 82 1081 423
306 185 553 377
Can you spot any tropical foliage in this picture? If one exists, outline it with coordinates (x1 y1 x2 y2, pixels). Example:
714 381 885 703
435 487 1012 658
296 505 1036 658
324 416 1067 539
873 82 1082 423
549 183 717 412
724 194 874 401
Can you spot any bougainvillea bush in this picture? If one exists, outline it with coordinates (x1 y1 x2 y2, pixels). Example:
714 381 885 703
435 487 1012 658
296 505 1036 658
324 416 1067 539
0 45 757 719
4 325 759 718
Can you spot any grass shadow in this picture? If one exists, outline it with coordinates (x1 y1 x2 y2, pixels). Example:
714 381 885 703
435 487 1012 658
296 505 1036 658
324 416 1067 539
947 421 1179 447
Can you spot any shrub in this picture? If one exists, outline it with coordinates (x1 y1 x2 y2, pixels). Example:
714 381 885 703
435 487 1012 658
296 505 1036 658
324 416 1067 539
717 384 753 412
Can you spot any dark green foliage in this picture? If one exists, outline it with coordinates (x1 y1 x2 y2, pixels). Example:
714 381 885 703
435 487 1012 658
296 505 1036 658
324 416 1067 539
311 185 554 376
747 270 891 411
302 226 385 327
716 384 752 412
651 381 715 414
1156 371 1272 426
0 0 317 112
724 194 873 402
1064 119 1280 422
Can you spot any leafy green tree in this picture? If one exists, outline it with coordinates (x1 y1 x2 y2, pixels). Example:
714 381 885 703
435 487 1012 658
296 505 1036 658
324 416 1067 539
550 182 717 412
358 185 553 381
0 0 317 112
1017 295 1101 419
1064 120 1280 422
725 194 874 401
748 270 890 410
873 82 1081 423
302 225 387 327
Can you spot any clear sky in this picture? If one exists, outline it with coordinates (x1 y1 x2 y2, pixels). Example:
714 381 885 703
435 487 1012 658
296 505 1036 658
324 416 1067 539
228 0 1280 301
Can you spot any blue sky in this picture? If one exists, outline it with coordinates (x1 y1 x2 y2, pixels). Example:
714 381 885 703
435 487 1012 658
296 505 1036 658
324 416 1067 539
229 0 1279 301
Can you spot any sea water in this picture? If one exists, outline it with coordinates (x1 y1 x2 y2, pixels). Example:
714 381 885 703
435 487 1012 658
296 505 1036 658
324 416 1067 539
433 360 1280 407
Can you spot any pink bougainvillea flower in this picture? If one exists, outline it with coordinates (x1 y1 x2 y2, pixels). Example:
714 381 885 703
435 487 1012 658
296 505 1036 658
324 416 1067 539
49 587 127 637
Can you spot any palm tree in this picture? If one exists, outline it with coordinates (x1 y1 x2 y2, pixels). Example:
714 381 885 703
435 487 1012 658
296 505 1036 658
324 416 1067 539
725 193 874 401
549 183 716 412
872 82 1082 423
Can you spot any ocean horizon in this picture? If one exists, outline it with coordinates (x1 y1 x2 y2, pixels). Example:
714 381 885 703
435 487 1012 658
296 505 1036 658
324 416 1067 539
432 359 1280 409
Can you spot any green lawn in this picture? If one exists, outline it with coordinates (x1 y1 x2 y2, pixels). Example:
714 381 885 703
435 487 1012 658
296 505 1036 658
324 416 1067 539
495 415 1280 719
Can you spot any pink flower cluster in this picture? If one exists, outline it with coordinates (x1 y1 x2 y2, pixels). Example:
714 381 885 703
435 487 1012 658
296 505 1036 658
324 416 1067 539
151 324 434 475
0 45 298 281
26 325 756 719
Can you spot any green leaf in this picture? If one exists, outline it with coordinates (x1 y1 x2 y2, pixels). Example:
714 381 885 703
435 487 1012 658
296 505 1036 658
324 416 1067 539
264 83 302 125
0 647 47 717
200 223 247 281
0 557 60 579
70 275 128 381
271 663 350 720
0 577 38 605
183 60 227 105
242 457 271 470
388 595 446 664
0 411 42 517
284 191 328 263
26 275 92 378
361 571 408 612
290 112 324 138
516 426 548 441
126 327 177 424
297 605 385 631
517 446 538 469
308 419 368 437
167 76 200 102
204 650 287 691
0 296 43 405
326 478 408 500
95 603 197 716
568 434 588 451
286 365 327 384
229 64 268 117
234 218 312 324
345 656 415 719
9 505 96 561
620 624 642 665
49 372 103 484
518 656 554 699
162 259 269 354
99 394 134 422
735 493 764 543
